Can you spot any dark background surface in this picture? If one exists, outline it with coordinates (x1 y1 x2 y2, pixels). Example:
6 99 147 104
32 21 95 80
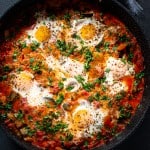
0 0 150 150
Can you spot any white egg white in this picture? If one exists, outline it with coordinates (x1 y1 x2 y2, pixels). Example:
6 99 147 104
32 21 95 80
10 71 53 107
46 55 87 79
22 14 64 48
104 56 135 95
64 99 108 141
68 18 105 48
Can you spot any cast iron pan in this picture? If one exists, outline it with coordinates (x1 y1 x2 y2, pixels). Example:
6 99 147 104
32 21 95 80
0 0 150 150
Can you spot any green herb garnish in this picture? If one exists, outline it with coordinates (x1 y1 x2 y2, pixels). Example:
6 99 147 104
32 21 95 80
115 91 126 101
104 42 110 50
55 94 64 105
83 82 94 92
58 81 64 90
12 51 19 60
56 40 77 56
94 92 101 101
105 68 111 73
66 85 74 91
135 72 144 80
65 132 73 141
84 49 93 71
30 41 40 51
75 75 85 84
20 41 27 49
64 13 71 21
119 34 129 42
14 110 24 120
48 77 53 86
0 75 7 81
3 65 11 72
119 106 131 120
101 95 110 100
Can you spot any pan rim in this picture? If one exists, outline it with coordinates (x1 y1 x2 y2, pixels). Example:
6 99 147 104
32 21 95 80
0 0 150 150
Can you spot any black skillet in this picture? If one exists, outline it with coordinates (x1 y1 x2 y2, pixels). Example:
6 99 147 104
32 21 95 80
0 0 150 150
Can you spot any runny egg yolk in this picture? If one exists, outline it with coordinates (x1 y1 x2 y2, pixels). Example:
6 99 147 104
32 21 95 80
19 71 33 81
35 25 51 42
73 109 91 129
80 24 96 40
12 71 33 92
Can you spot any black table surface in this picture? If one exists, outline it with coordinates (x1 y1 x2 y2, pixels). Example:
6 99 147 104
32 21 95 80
0 0 150 150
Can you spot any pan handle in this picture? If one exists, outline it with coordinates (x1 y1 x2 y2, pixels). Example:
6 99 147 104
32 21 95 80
115 0 143 15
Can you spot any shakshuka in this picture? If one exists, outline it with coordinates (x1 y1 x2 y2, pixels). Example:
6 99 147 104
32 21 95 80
0 0 144 149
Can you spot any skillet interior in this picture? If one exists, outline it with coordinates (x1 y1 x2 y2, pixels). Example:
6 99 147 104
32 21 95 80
0 0 150 150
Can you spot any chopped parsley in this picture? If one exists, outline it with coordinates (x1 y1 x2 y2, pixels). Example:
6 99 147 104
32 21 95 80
16 67 23 73
25 127 36 137
72 33 81 40
0 113 7 120
58 81 64 90
96 132 102 140
14 110 24 120
101 95 110 100
4 103 12 110
75 75 85 83
55 94 64 105
104 42 110 50
28 115 33 121
115 91 126 101
12 50 19 60
128 52 134 62
65 132 73 141
37 116 68 134
0 103 12 111
121 57 126 64
49 13 56 20
119 106 131 120
52 122 68 133
102 85 107 92
105 68 111 73
84 61 91 71
88 93 109 101
84 49 93 71
64 13 71 21
75 75 94 91
66 85 74 91
95 76 106 84
28 35 31 39
56 40 67 51
93 92 101 101
119 34 129 42
95 42 103 52
30 61 42 74
84 141 89 147
30 64 42 74
135 72 144 80
84 49 93 61
0 75 7 81
30 41 40 51
20 41 27 49
3 65 11 72
48 77 53 86
83 82 94 92
112 46 117 51
29 57 35 63
56 40 77 56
